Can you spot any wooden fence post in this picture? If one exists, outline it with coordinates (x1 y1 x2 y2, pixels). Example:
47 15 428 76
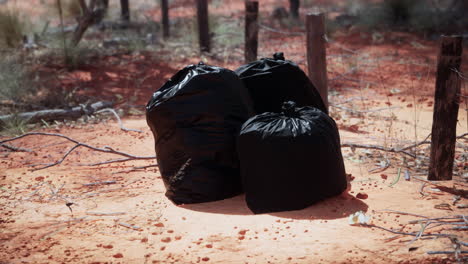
196 0 210 53
245 0 259 63
120 0 130 22
306 13 328 111
161 0 169 38
428 36 463 181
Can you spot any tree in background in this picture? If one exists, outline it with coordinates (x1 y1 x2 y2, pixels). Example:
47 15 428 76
120 0 130 22
289 0 299 19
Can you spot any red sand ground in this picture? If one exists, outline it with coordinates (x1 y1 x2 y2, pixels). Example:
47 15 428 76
1 0 467 263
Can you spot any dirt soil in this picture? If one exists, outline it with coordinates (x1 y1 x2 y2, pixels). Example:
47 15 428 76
1 0 468 263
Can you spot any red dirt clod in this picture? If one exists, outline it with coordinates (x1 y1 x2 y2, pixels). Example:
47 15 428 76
238 229 248 235
113 253 123 258
356 193 369 199
161 237 171 243
103 245 113 249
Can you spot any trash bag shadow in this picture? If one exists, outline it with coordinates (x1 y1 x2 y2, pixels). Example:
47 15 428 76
270 193 369 220
181 193 368 220
180 194 252 215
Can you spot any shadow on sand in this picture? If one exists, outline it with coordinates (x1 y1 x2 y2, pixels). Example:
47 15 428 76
181 193 368 220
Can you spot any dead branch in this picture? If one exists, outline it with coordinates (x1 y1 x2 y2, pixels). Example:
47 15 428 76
0 143 32 152
96 108 143 133
341 142 416 158
118 222 142 230
363 223 454 238
332 105 401 114
427 251 468 254
83 180 116 186
87 157 137 166
0 101 113 125
86 211 126 216
0 132 155 171
341 132 468 159
112 164 158 174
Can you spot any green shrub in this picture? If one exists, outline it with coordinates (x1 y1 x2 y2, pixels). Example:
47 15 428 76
0 8 26 48
0 57 35 102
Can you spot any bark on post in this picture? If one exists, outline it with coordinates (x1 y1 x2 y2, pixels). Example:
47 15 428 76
161 0 169 38
428 36 463 181
244 0 259 63
120 0 130 22
196 0 210 53
306 13 328 111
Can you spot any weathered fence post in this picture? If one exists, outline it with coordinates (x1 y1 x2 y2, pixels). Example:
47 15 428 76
161 0 169 38
306 13 328 111
196 0 210 53
120 0 130 22
428 36 463 181
245 0 259 63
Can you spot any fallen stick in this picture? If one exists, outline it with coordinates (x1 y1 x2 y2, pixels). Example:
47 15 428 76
409 216 466 224
0 101 113 124
112 164 158 174
86 211 126 216
341 132 467 159
0 143 32 152
427 251 468 255
378 209 429 218
87 158 137 166
83 180 117 186
118 222 142 230
0 132 156 171
96 108 143 133
342 143 415 158
363 223 454 238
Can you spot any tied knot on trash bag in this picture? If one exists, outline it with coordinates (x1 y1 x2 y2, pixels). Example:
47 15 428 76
281 101 297 117
273 52 285 61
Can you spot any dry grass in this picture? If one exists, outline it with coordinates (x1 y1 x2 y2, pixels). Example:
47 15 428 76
0 8 26 48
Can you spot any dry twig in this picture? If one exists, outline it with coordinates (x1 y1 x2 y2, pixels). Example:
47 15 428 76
0 132 155 171
0 143 33 152
341 132 468 159
96 108 143 133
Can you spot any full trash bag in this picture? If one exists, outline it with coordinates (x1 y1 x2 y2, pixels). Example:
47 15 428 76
235 52 327 114
146 62 253 205
237 101 347 214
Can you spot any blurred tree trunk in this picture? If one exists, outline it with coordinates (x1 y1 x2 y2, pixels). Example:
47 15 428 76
289 0 300 18
120 0 130 22
72 0 105 46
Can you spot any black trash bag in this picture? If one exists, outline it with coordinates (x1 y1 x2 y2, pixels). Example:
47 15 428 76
235 52 327 114
146 62 253 205
237 101 347 214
